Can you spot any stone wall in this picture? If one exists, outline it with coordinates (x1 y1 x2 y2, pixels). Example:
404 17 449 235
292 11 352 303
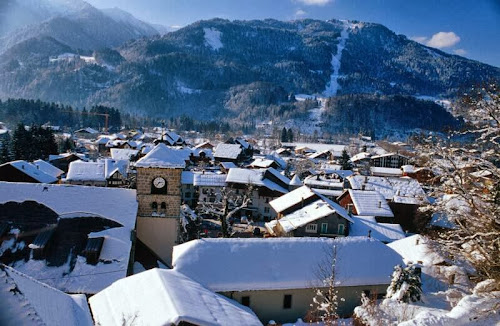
136 167 182 217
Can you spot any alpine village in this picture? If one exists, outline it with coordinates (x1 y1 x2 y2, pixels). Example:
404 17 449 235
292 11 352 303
0 1 499 325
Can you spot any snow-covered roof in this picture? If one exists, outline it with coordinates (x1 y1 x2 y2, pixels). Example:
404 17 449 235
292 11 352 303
270 186 316 213
89 269 262 326
110 148 139 161
65 159 127 182
214 143 242 160
278 198 352 233
350 152 371 162
4 160 58 183
371 152 409 159
173 237 403 292
32 159 64 179
135 143 187 168
235 138 251 149
226 168 289 193
401 165 415 173
48 153 86 162
348 176 427 204
220 162 237 169
289 174 303 186
281 142 345 156
193 173 227 187
348 189 394 217
349 216 405 243
0 265 93 326
75 127 99 134
249 158 276 168
0 182 138 294
370 167 402 177
429 194 468 229
304 175 344 189
194 141 214 149
388 235 447 266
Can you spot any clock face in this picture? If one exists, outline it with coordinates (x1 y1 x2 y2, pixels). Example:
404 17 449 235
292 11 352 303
153 177 166 189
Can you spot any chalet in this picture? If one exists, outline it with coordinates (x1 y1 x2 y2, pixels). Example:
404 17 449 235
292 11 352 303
74 127 99 139
350 152 371 166
48 153 86 173
213 143 244 163
347 175 428 231
0 265 93 326
267 186 352 238
370 153 410 169
337 189 395 221
172 237 403 324
226 167 291 221
276 147 293 157
248 157 279 169
89 269 262 326
303 173 345 199
33 159 65 179
308 149 334 161
282 143 346 158
370 167 402 177
219 161 237 173
194 141 215 150
402 165 436 184
110 148 140 161
180 171 196 207
0 182 138 295
0 160 58 184
64 159 128 187
154 131 186 146
194 172 227 204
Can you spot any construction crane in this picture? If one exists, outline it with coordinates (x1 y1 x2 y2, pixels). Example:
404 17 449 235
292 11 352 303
64 111 110 133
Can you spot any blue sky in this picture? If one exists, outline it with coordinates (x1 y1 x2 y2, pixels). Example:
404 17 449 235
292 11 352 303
87 0 500 67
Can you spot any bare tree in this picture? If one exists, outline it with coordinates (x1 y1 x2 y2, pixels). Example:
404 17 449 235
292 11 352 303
417 82 500 281
308 245 344 325
197 185 253 237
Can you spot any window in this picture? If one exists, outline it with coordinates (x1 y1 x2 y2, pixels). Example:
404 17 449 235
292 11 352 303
264 207 270 213
151 202 158 210
283 294 292 309
160 202 166 210
265 197 270 203
321 223 328 233
305 224 317 233
338 224 345 235
241 296 250 307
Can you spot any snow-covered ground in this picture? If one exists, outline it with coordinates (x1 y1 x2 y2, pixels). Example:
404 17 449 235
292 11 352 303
323 21 350 97
203 27 223 50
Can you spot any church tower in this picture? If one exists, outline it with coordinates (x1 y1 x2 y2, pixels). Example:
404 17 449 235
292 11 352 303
135 143 186 266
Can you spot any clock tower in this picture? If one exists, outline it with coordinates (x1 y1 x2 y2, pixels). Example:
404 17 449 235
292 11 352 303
134 144 186 266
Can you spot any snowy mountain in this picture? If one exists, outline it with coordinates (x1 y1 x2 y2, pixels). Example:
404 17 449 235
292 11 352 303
0 18 498 135
0 0 159 53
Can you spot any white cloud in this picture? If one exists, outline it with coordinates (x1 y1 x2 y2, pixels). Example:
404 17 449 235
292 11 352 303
295 9 307 17
426 31 461 49
453 48 467 56
295 0 332 6
410 36 428 44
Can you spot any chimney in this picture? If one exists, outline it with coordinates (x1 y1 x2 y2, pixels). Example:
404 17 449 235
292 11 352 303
361 184 365 191
368 230 371 238
378 201 381 208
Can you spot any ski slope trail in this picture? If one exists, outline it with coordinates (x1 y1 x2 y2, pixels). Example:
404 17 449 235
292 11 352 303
323 22 350 97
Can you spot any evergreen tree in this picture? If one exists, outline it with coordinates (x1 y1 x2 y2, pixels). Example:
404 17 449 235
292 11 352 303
0 135 12 164
386 264 422 303
12 123 31 160
280 127 288 143
287 128 294 142
339 149 352 170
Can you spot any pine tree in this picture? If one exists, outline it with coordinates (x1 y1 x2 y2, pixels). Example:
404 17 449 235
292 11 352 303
386 264 422 303
287 128 294 142
339 149 352 170
280 127 288 143
0 135 12 164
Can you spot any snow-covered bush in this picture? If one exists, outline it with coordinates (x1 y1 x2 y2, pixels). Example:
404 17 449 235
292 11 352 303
386 264 422 303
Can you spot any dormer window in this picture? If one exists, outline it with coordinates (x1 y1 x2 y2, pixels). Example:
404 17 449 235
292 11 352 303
83 237 105 265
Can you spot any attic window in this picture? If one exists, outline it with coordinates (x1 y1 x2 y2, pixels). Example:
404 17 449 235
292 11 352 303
29 229 55 260
83 237 105 265
305 224 317 233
